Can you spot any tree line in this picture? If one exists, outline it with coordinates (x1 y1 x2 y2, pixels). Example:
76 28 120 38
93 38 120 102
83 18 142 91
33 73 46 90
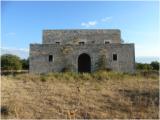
136 62 159 71
0 54 159 71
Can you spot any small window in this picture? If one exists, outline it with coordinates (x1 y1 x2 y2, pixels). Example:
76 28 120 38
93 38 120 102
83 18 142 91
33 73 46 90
113 54 117 61
104 40 111 44
56 42 60 45
49 55 53 62
105 41 110 44
79 42 85 45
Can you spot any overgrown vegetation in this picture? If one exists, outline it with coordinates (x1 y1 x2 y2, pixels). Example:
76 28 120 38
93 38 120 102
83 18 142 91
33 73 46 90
1 71 159 119
150 61 159 70
1 54 29 70
21 58 29 70
136 61 159 71
1 54 159 118
1 54 22 70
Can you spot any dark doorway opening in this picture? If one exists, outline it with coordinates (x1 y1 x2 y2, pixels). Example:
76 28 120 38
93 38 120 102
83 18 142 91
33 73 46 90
78 53 91 73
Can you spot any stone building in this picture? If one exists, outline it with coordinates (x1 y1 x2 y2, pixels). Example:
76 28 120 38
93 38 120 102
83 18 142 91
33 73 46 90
29 29 135 73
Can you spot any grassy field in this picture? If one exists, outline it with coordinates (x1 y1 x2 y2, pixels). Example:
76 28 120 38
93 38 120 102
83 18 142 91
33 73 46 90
1 71 159 119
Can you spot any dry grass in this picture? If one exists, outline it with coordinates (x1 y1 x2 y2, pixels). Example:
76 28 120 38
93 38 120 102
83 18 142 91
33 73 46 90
1 71 159 119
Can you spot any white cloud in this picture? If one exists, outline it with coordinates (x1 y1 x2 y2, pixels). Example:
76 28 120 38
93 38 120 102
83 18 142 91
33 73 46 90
81 16 112 27
81 21 97 27
1 47 29 58
101 17 112 22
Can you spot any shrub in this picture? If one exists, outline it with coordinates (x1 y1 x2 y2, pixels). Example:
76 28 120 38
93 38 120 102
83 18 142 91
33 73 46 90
21 58 29 70
1 54 22 70
136 63 152 71
92 70 109 81
150 61 159 71
136 61 159 71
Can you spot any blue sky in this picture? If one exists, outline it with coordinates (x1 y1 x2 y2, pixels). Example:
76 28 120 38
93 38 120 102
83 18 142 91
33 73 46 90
1 1 159 62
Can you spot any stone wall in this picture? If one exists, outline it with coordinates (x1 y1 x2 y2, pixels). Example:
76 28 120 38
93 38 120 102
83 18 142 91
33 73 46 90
42 29 121 44
29 43 135 74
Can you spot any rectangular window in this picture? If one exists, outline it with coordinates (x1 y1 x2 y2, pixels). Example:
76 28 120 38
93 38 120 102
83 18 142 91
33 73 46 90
79 42 85 45
113 54 117 61
105 41 110 44
49 55 53 62
104 40 111 44
56 42 60 45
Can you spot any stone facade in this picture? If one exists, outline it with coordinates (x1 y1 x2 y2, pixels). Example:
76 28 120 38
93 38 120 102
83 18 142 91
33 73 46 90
30 29 135 74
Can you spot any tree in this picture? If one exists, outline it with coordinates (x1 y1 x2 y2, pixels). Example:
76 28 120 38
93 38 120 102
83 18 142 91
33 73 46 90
136 63 152 70
1 54 22 70
150 61 159 71
21 58 29 70
136 61 159 71
136 63 144 70
143 63 152 70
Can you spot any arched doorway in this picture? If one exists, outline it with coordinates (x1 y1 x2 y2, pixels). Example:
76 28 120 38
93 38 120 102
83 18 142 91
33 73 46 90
78 53 91 73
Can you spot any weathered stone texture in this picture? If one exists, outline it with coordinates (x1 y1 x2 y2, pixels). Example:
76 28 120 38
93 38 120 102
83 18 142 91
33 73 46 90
43 29 121 44
30 29 135 74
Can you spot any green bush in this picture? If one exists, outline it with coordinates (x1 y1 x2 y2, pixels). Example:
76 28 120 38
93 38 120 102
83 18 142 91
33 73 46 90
1 54 22 70
136 63 152 70
150 61 159 70
136 61 159 71
21 58 29 70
